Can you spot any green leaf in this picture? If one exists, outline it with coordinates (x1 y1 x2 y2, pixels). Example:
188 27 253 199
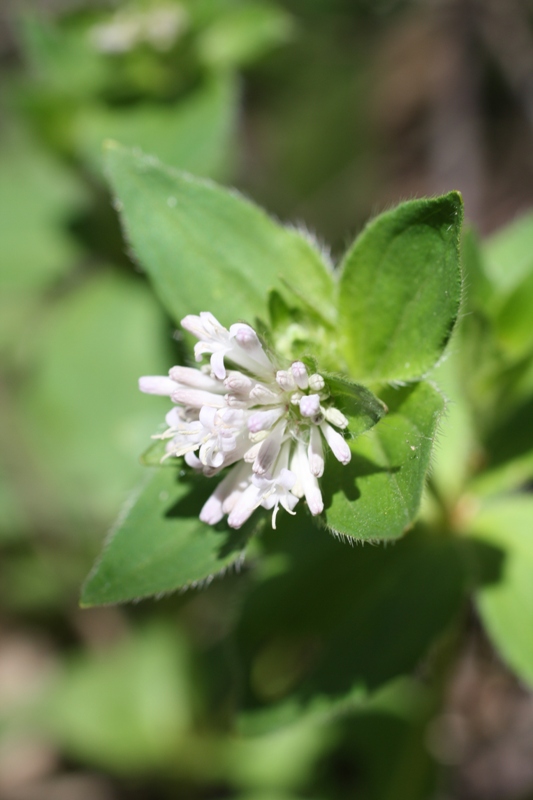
483 210 533 292
42 622 194 772
323 381 445 540
0 123 86 294
236 520 466 713
77 76 238 179
197 1 293 69
20 270 171 524
338 193 463 383
323 373 387 437
105 142 336 328
81 468 255 605
495 269 533 359
469 496 533 688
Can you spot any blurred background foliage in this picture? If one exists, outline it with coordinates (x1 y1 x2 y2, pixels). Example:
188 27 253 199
2 0 533 798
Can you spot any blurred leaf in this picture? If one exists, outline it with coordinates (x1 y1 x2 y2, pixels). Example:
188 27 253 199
18 12 107 100
323 381 445 540
105 142 336 328
236 520 466 716
198 1 293 68
429 350 479 503
494 269 533 359
461 226 494 314
81 467 255 605
338 193 463 383
20 270 171 523
0 124 86 294
77 75 238 178
43 623 194 772
469 496 533 688
483 210 533 292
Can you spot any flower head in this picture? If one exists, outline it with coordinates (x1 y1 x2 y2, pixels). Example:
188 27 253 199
140 312 352 529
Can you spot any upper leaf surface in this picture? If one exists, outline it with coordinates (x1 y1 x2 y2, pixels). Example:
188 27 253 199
338 193 463 383
81 468 254 606
105 143 336 328
469 496 533 688
322 380 445 540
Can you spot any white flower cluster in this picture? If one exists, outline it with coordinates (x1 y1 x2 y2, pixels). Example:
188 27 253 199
90 4 188 54
140 312 352 529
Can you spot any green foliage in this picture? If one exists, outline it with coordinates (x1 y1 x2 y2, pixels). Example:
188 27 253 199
323 382 445 540
338 193 463 383
105 142 336 327
77 75 239 177
470 497 533 687
81 468 256 606
236 521 466 714
6 6 533 796
20 270 171 523
0 125 87 295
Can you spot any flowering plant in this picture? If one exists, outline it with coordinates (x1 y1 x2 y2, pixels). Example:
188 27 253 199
82 142 463 605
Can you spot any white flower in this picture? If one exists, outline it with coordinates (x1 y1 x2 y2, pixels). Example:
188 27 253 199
140 312 355 529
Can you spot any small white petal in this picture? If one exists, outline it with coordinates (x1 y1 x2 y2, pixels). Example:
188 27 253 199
299 393 321 418
249 383 283 404
210 350 227 380
172 388 226 408
308 373 325 392
308 425 324 477
276 370 296 392
184 451 202 469
321 422 351 464
291 361 309 390
228 483 262 529
199 462 251 524
248 406 285 434
199 494 224 525
325 406 349 429
224 372 253 394
169 366 223 392
293 443 323 515
253 420 286 476
139 376 177 395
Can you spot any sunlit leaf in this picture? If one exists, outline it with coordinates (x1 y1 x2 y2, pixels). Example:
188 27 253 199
105 142 336 329
81 468 255 605
338 193 463 383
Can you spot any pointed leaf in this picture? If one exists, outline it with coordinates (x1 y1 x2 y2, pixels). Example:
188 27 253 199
469 496 533 688
105 143 336 328
322 381 445 540
81 468 254 605
338 193 463 382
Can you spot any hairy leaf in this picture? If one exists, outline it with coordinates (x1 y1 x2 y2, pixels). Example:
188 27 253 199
323 381 445 540
338 193 463 383
81 468 254 605
105 143 336 328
